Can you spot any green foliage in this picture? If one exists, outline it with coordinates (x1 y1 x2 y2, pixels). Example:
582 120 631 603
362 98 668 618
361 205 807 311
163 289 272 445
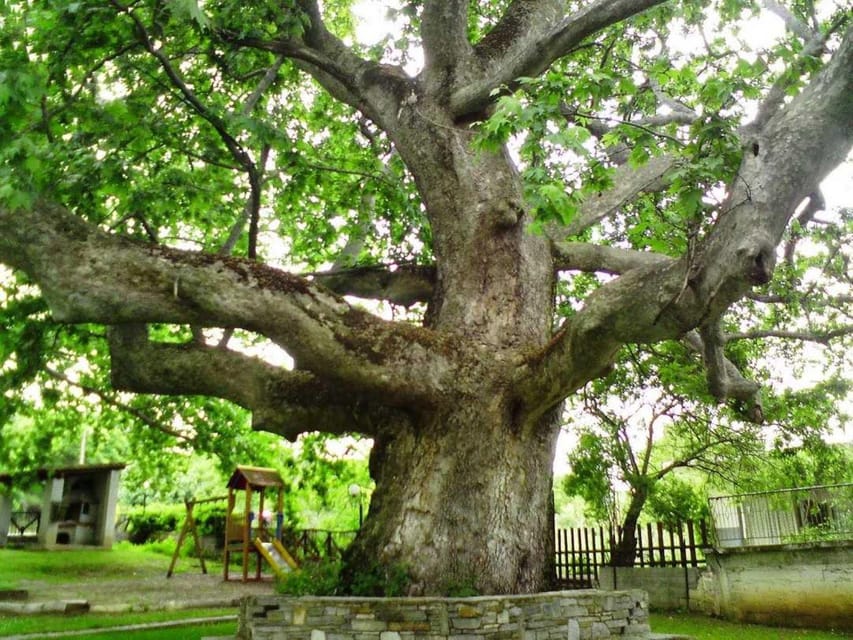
647 477 709 526
441 578 480 598
283 434 373 531
122 503 184 544
276 558 343 596
563 432 617 524
347 561 410 597
275 557 410 597
745 442 853 492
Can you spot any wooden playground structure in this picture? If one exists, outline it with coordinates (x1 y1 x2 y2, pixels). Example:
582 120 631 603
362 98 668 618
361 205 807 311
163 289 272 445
167 465 298 582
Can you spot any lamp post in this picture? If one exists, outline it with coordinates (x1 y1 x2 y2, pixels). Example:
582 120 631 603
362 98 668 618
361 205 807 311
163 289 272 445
348 483 363 529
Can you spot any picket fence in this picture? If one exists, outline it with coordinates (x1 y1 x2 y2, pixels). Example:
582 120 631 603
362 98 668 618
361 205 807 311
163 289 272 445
554 520 708 588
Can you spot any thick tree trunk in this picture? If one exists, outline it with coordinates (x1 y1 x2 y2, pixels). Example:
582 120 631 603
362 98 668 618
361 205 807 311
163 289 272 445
336 106 563 595
343 402 561 595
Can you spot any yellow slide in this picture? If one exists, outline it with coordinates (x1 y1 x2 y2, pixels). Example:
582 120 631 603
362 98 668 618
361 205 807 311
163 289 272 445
254 538 299 577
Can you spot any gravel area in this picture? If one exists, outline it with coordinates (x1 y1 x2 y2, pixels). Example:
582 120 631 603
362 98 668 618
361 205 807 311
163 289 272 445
9 567 275 612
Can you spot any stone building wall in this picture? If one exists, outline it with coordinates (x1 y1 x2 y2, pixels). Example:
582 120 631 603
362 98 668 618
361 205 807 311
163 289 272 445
238 590 650 640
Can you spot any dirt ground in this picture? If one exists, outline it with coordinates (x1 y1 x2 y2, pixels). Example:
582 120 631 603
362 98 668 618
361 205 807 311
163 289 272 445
14 566 276 612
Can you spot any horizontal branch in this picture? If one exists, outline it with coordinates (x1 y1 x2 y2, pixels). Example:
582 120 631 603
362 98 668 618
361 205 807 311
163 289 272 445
107 325 405 440
726 326 853 345
0 202 455 407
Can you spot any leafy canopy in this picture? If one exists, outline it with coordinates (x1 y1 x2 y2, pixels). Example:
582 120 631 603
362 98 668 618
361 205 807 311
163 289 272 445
1 0 851 501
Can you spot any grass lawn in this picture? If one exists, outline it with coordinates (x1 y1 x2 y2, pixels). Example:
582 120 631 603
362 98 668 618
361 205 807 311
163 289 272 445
0 542 210 586
5 619 238 639
0 607 235 635
650 612 853 639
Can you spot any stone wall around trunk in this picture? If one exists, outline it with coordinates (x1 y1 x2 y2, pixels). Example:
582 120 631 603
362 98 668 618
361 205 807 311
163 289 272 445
238 590 650 640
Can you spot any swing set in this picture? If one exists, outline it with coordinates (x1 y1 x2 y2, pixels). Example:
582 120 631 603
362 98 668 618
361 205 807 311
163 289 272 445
166 465 298 581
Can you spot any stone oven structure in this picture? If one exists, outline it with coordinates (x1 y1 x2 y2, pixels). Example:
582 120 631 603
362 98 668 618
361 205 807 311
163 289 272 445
0 463 125 549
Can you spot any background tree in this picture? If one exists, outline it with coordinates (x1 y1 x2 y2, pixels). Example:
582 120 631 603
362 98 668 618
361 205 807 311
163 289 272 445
1 0 851 594
562 343 847 566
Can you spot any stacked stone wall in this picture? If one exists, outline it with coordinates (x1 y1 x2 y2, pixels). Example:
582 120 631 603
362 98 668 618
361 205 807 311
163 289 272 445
238 590 650 640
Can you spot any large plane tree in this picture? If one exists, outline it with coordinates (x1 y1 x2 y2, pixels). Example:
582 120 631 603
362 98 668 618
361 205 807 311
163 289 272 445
0 0 851 594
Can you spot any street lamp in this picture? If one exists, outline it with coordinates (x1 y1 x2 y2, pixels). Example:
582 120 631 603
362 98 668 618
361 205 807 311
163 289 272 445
348 483 363 528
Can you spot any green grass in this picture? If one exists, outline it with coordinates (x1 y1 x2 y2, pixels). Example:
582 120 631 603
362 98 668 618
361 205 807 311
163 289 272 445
11 619 237 639
0 542 215 587
650 612 853 639
0 607 234 635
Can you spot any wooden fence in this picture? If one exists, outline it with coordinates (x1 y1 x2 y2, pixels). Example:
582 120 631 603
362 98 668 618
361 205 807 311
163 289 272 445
554 520 708 588
284 528 358 561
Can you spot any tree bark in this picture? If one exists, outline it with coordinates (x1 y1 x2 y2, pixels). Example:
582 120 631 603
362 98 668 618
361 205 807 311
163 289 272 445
343 401 561 595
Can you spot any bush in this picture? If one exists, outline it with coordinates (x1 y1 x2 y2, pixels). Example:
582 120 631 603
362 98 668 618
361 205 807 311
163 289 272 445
275 559 410 597
121 501 229 550
122 504 183 544
276 559 343 596
347 561 410 597
191 502 228 541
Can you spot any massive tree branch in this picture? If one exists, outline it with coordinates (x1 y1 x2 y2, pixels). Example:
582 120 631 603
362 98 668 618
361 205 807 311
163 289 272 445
0 203 457 407
421 1 474 92
106 325 402 440
452 0 670 118
519 26 853 416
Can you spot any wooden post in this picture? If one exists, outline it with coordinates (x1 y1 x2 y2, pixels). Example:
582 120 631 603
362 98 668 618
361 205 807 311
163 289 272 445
224 489 235 581
255 488 265 580
167 501 191 579
677 522 688 567
258 489 267 540
687 520 699 567
242 485 252 582
166 499 208 578
276 487 284 541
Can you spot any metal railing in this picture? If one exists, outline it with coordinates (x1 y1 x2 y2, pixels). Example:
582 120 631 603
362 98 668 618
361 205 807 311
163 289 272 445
708 483 853 548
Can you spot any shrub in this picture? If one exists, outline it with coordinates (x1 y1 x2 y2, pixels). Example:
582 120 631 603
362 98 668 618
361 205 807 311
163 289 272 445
347 561 410 597
122 503 183 544
276 559 343 596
